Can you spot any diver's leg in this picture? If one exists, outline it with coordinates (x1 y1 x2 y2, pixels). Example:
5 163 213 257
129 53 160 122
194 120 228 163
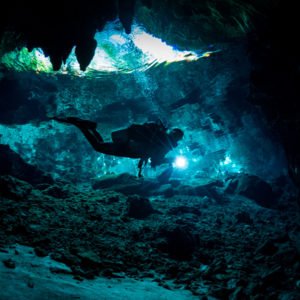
138 159 143 178
78 127 129 156
51 116 140 158
51 116 109 150
137 158 148 177
50 116 97 129
89 128 104 143
78 127 104 150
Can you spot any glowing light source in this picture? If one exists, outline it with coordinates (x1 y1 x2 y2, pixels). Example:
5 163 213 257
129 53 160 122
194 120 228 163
173 155 188 169
224 156 232 165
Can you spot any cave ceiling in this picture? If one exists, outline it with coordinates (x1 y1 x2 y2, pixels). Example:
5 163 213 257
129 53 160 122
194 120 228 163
0 0 284 70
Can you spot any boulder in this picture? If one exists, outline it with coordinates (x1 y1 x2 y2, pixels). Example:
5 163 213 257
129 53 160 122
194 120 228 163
235 174 277 208
125 195 155 219
0 144 54 185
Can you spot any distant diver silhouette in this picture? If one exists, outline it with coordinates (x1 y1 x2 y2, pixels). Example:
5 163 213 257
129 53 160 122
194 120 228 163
51 117 184 177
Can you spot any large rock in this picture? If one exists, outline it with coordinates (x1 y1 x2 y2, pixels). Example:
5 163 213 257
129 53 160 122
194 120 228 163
235 174 276 208
0 144 54 185
157 225 198 260
125 195 156 219
92 173 159 196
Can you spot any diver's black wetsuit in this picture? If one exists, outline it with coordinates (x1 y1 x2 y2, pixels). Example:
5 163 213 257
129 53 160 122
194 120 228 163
51 117 183 177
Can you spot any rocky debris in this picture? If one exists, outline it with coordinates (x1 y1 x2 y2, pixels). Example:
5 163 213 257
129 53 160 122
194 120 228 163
2 258 16 269
168 205 201 216
42 184 72 199
236 174 276 207
126 195 156 219
92 173 159 196
174 184 224 204
0 144 54 185
154 184 174 198
235 211 253 225
226 173 278 208
255 239 278 256
158 225 198 259
93 173 225 202
0 173 299 298
76 250 103 275
224 177 239 194
34 246 49 258
49 264 73 275
0 175 32 200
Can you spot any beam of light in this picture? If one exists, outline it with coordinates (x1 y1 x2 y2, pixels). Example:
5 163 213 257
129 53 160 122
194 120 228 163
173 155 188 169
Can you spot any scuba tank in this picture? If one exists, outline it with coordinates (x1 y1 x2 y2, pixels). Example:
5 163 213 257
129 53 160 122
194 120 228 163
111 120 167 144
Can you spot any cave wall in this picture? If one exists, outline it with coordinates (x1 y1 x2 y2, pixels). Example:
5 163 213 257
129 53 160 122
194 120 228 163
0 40 287 182
0 0 298 185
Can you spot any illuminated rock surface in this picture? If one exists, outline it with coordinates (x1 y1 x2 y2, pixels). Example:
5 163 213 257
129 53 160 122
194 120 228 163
0 245 197 300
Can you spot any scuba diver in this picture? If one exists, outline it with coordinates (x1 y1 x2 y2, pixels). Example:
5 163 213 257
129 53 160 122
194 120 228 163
50 117 184 177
